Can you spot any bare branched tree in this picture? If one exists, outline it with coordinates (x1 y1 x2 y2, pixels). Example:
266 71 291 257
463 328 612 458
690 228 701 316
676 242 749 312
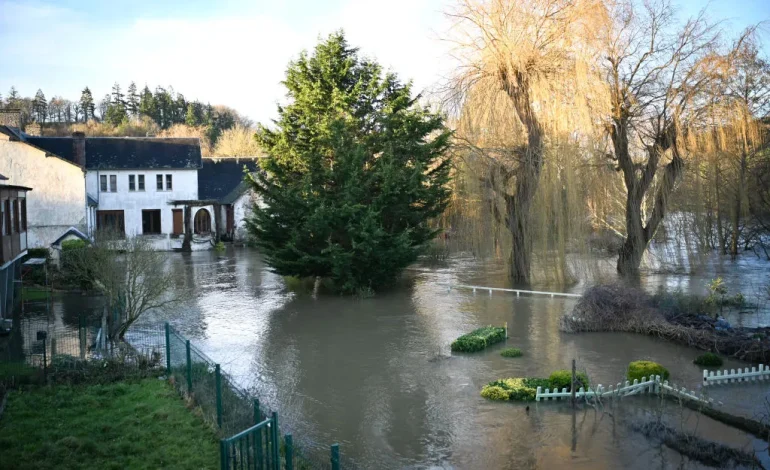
445 0 607 284
66 232 178 340
599 0 721 275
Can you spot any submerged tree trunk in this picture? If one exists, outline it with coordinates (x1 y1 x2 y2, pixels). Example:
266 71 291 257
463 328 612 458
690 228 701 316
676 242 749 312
182 206 192 252
500 71 544 285
614 120 684 276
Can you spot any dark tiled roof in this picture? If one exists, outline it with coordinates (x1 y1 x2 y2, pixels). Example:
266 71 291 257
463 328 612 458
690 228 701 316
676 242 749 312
198 158 260 202
24 137 201 170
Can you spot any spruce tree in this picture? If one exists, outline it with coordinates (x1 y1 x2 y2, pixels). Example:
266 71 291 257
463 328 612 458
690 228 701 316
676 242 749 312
126 82 139 116
80 87 95 122
138 85 157 122
33 89 48 122
247 32 451 294
105 83 127 125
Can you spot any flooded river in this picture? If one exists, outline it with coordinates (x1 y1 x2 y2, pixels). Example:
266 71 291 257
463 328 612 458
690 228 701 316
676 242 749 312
28 248 770 468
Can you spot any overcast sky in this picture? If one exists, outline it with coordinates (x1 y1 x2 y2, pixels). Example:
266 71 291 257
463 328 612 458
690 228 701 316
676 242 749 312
1 0 767 124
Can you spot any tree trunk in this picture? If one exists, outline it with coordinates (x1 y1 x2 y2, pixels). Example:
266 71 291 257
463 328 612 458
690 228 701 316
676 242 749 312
731 124 750 259
506 194 533 284
213 203 222 243
617 193 646 276
182 205 192 252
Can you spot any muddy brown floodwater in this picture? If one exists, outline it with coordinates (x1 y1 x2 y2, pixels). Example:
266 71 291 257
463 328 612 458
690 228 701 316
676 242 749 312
34 248 770 468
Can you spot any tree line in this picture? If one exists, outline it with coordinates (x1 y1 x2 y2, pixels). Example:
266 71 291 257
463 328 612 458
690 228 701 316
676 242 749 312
0 83 251 146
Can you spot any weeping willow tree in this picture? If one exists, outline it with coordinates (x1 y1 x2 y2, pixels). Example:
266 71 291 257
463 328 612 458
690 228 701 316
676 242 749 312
444 0 609 285
596 0 721 276
661 27 769 262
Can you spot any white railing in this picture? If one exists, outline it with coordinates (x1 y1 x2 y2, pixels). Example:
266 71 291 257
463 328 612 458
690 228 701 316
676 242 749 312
536 375 715 405
703 365 770 386
444 284 581 298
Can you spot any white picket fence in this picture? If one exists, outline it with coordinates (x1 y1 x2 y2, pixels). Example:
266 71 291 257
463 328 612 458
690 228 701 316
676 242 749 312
703 364 770 386
443 283 581 298
536 375 715 405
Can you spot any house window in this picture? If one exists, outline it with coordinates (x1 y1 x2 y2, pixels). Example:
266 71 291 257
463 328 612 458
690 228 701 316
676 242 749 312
96 210 125 235
172 209 183 235
156 174 163 190
194 208 211 234
110 175 117 192
20 199 26 231
166 174 173 191
138 175 145 191
100 175 107 192
12 200 19 233
1 200 7 235
129 175 136 191
142 209 162 234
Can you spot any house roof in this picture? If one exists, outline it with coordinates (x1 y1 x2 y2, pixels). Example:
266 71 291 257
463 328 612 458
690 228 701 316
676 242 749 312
24 136 202 170
198 158 260 203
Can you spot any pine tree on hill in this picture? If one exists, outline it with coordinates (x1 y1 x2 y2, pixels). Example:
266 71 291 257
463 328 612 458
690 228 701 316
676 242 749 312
126 82 139 117
246 32 452 294
80 87 95 122
32 89 47 122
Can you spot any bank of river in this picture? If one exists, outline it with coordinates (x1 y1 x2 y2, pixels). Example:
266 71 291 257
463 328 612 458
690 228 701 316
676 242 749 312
24 248 770 468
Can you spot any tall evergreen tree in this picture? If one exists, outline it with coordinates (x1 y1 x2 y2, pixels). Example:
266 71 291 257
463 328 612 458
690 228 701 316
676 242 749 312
32 89 48 122
138 85 157 122
6 86 20 108
126 82 139 117
246 32 452 294
80 87 95 122
105 83 128 125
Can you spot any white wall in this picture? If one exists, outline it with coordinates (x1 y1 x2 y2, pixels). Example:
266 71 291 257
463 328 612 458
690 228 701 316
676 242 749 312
0 138 86 248
232 189 259 242
87 169 219 251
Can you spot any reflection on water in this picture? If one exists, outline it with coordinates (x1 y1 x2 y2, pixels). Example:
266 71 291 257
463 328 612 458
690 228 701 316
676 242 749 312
26 248 770 468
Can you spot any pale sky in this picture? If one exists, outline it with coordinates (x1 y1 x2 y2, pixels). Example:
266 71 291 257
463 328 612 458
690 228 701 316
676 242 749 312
1 0 767 124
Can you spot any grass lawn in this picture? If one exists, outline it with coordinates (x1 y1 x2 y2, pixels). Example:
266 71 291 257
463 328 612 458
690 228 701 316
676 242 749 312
0 379 220 469
21 287 51 302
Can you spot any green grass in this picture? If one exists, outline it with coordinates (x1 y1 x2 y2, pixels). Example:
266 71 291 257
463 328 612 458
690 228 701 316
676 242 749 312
451 325 507 353
0 379 219 470
694 352 723 367
22 287 50 301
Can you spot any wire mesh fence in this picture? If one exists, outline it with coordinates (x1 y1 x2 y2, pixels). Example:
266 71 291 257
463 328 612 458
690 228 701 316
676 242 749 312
1 319 345 469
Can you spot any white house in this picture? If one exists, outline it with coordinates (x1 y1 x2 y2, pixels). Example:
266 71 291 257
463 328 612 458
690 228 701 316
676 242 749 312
0 125 87 249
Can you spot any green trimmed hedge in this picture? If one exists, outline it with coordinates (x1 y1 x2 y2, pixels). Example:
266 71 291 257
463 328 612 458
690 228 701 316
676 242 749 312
500 348 522 358
694 352 723 367
451 326 506 353
627 361 669 382
480 377 549 401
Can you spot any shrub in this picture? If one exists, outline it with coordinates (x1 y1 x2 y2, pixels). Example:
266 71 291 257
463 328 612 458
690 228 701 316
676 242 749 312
694 352 723 367
500 348 522 358
627 360 669 382
547 370 589 390
451 326 506 353
480 378 544 401
214 241 226 252
61 239 87 251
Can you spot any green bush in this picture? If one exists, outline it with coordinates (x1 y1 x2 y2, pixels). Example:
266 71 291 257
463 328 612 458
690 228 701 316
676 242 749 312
694 352 723 367
547 370 589 391
627 360 669 382
61 239 87 251
500 348 522 358
214 241 226 252
451 326 506 353
26 248 51 259
480 377 548 401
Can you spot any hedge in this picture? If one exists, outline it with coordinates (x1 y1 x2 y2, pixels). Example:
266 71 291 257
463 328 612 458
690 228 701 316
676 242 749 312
450 326 506 353
627 360 669 382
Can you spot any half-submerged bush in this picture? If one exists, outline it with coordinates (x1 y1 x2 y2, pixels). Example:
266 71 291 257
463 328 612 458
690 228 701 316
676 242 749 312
548 370 589 390
627 360 669 382
451 326 506 353
694 352 723 367
480 377 548 401
500 348 522 358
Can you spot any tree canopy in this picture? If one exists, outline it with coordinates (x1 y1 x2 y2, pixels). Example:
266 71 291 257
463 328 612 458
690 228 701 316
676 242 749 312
247 32 452 294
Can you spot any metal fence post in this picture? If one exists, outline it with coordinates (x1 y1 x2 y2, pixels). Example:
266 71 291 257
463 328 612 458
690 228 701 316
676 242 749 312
285 434 294 470
219 439 228 470
254 400 263 467
79 314 86 360
164 322 171 373
271 412 279 467
331 443 340 470
215 364 223 429
185 340 192 394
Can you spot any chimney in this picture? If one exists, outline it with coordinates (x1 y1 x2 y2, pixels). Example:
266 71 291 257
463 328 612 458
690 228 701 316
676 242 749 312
72 132 86 167
0 109 21 128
